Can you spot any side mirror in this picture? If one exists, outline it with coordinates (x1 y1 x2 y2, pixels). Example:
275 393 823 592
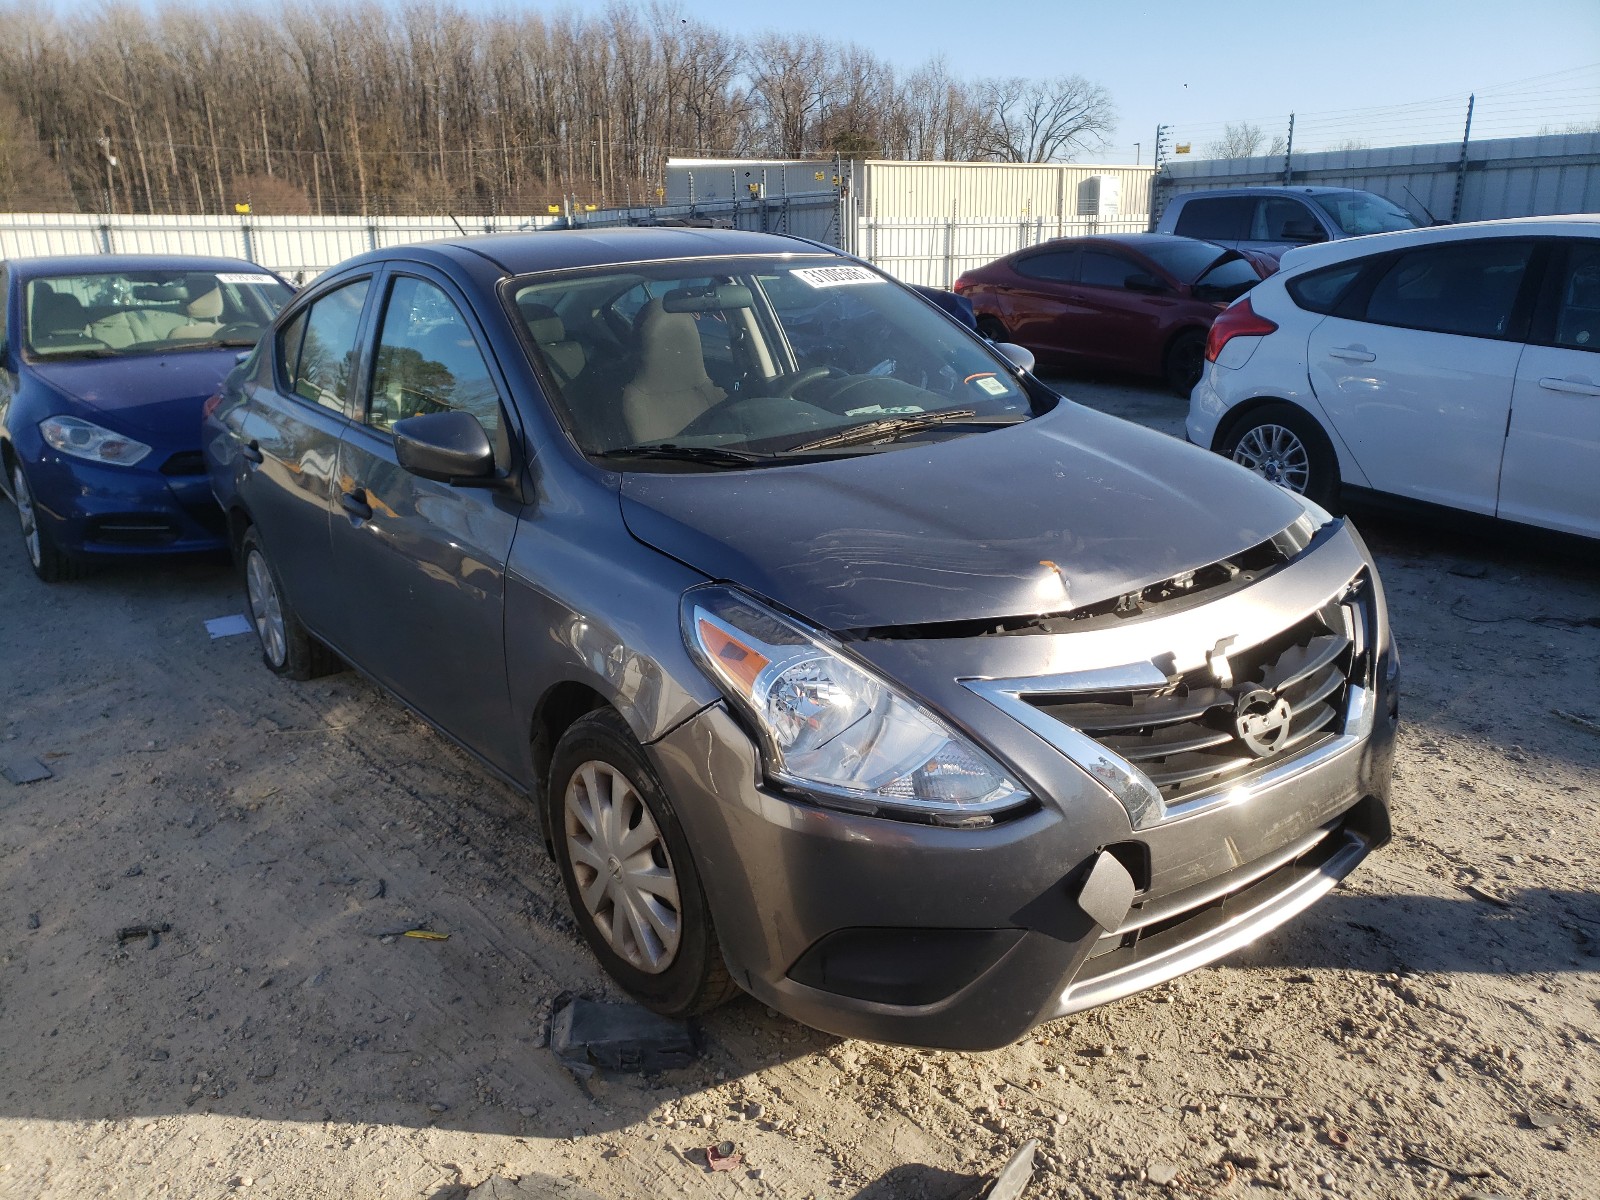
1123 271 1169 294
991 342 1036 374
1280 220 1327 244
393 410 497 484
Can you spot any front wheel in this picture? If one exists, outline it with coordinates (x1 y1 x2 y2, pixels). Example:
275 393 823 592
548 709 737 1018
11 460 83 583
977 316 1009 343
1219 402 1340 510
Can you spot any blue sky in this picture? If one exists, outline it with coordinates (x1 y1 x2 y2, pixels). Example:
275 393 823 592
639 0 1600 162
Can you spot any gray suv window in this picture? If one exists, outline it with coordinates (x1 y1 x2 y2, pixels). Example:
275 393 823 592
1362 240 1532 339
1173 196 1254 242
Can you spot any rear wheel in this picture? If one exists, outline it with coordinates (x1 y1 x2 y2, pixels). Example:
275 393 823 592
1220 402 1340 510
1163 329 1207 396
549 709 737 1018
11 460 83 583
240 525 340 679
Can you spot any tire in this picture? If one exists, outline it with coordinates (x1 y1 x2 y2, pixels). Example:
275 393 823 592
11 460 84 583
1163 329 1207 397
1219 402 1341 511
548 709 737 1018
977 316 1009 343
239 525 340 680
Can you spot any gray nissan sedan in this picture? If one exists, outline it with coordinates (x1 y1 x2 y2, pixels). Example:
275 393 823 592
204 229 1398 1050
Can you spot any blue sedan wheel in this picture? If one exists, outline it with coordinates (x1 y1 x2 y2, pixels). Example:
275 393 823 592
11 462 82 583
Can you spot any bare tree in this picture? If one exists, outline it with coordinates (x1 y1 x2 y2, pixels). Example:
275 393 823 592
1205 121 1287 160
972 75 1114 163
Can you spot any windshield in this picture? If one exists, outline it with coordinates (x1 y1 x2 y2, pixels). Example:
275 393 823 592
1311 192 1420 236
510 257 1034 465
24 268 291 359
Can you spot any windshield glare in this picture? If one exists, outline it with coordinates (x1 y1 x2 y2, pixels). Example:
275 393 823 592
24 269 291 359
511 258 1031 462
1311 192 1420 236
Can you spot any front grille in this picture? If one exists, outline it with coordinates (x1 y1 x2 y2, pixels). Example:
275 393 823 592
1025 582 1367 804
160 450 207 476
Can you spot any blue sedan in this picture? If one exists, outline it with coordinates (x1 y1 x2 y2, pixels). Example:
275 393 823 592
0 254 293 581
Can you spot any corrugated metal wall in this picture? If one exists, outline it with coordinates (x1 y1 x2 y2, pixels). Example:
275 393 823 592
1158 132 1600 225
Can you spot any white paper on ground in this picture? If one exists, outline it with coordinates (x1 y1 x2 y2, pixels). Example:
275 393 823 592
204 614 254 639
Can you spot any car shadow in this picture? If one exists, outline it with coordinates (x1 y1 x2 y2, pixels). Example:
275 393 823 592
1225 887 1599 977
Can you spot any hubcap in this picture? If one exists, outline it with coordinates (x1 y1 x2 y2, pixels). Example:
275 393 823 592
563 760 682 974
1232 423 1311 493
12 464 41 568
245 548 288 667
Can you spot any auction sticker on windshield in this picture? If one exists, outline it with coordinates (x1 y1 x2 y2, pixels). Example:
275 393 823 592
791 265 885 288
216 273 279 285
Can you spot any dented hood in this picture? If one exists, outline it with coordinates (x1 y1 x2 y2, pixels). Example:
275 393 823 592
619 402 1305 632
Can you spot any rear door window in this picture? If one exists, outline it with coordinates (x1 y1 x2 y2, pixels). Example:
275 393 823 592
1173 196 1253 242
1014 251 1078 282
1361 240 1533 339
283 278 371 412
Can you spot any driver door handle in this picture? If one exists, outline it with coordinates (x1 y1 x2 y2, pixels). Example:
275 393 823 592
240 439 264 464
340 488 373 521
1538 375 1600 397
1328 345 1376 362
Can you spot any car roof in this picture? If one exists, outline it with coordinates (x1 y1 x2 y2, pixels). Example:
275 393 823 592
336 227 838 278
1275 213 1600 274
1169 186 1378 200
4 253 281 278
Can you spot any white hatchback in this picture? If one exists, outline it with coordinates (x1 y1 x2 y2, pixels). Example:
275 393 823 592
1187 215 1600 540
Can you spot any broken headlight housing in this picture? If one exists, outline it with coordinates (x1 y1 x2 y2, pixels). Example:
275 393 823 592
683 584 1029 824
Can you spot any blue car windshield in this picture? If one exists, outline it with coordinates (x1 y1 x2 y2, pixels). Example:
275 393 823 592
24 269 292 359
510 257 1032 460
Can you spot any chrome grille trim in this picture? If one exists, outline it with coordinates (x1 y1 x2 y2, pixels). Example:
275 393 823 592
962 524 1376 830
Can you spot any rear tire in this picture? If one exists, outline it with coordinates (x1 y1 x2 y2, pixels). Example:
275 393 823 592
11 460 84 583
1164 329 1207 397
239 525 340 680
1219 402 1341 510
548 709 737 1018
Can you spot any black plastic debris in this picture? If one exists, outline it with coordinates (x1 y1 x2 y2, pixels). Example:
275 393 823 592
550 997 697 1074
2 758 53 785
116 922 172 949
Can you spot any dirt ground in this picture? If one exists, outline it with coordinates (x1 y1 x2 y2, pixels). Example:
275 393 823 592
2 377 1596 1200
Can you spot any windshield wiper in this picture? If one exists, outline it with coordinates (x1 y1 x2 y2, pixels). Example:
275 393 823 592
791 409 1025 452
599 443 779 468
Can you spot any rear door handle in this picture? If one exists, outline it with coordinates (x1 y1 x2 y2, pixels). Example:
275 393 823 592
340 488 373 521
1538 375 1600 397
240 439 263 464
1328 346 1376 363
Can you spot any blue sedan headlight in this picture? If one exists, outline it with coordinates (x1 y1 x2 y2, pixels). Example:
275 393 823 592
39 415 152 467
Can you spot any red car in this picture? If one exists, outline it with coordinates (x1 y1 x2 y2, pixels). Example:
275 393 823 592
954 233 1276 395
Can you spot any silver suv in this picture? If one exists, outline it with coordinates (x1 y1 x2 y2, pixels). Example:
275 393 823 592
1157 187 1422 258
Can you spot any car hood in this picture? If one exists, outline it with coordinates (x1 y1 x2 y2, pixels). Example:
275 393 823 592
619 402 1307 632
30 349 242 440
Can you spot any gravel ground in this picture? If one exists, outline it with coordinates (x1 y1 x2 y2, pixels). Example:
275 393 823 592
1 374 1596 1200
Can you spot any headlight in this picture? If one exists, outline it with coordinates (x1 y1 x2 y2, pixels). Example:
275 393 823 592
39 416 152 466
683 585 1029 825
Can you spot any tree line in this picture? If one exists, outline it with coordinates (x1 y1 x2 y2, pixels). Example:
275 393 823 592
0 1 1116 216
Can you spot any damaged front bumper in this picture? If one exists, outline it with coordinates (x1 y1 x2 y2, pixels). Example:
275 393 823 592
649 518 1398 1050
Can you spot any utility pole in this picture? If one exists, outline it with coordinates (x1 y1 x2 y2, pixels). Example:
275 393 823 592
1451 94 1475 223
1282 113 1295 185
1133 142 1141 166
